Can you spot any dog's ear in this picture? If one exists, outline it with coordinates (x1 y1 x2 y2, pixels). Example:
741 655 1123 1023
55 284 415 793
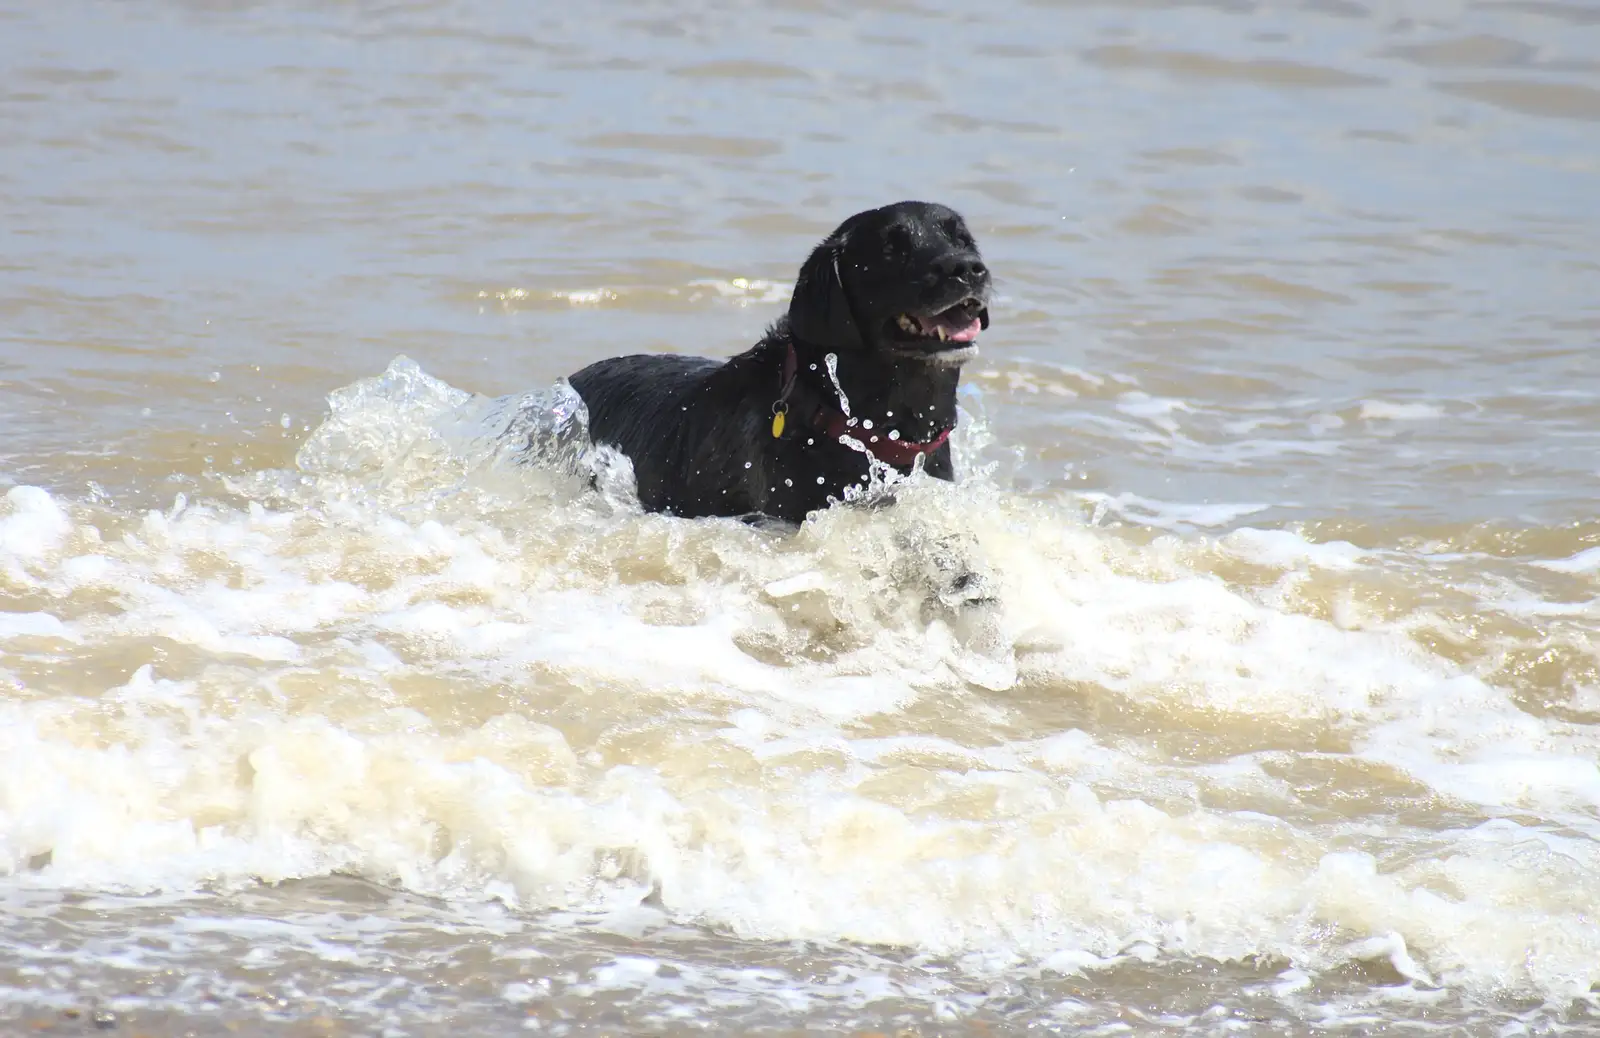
787 235 865 351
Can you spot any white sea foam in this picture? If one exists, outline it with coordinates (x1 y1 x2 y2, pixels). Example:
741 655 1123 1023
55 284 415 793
2 357 1599 1011
1358 400 1447 422
1079 491 1270 531
1534 545 1600 574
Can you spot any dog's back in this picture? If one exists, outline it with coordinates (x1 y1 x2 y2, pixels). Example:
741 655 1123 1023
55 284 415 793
569 353 750 516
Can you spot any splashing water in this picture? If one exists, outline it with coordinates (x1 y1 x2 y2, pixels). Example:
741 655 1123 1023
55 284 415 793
820 351 935 498
5 357 1600 1033
823 352 851 422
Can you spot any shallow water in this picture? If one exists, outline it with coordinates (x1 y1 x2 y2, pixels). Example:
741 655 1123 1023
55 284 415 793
3 0 1600 1034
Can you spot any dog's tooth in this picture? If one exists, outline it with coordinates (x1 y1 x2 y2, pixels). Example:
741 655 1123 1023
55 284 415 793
936 325 948 342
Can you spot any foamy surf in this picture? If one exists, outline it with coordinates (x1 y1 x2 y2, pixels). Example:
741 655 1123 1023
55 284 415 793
3 357 1599 1030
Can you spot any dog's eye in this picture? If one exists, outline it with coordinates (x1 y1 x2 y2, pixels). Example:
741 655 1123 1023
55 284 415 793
943 218 974 248
883 224 913 255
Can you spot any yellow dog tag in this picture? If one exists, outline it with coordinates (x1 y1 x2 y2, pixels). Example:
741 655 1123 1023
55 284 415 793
771 409 787 438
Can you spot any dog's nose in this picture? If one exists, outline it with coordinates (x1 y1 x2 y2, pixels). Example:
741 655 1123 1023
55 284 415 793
934 253 988 282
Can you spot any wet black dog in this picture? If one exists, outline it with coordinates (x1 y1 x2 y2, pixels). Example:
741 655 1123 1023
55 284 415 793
568 201 991 524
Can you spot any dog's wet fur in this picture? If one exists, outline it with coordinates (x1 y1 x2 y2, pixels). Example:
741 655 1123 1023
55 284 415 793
568 201 992 525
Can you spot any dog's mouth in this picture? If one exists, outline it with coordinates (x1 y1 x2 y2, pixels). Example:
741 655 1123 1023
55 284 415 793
885 296 988 353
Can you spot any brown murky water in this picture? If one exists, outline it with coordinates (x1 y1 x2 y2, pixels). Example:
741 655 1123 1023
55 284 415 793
3 0 1600 1034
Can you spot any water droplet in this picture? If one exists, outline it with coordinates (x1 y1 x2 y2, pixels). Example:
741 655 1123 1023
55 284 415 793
823 354 852 417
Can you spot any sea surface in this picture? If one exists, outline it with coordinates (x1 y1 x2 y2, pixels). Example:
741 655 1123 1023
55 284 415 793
3 0 1600 1034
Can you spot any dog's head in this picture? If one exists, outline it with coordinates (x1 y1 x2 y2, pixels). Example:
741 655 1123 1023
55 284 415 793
787 201 991 365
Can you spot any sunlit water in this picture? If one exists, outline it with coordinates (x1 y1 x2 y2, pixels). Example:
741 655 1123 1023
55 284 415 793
3 0 1599 1034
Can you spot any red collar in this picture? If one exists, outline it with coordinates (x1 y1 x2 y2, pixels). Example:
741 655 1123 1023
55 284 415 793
776 344 952 467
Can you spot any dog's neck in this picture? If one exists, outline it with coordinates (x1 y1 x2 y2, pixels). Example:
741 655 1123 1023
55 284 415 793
781 328 962 444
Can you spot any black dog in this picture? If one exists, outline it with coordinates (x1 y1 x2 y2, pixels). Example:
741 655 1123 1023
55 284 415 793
568 201 991 524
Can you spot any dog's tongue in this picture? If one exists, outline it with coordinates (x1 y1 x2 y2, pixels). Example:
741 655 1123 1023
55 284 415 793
926 312 983 343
